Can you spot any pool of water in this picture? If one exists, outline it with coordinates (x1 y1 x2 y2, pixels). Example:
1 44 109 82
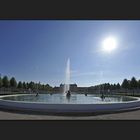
0 93 137 104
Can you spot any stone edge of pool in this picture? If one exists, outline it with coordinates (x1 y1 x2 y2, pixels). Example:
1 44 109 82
0 94 140 115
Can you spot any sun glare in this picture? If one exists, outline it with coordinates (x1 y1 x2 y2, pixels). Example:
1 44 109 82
102 37 117 53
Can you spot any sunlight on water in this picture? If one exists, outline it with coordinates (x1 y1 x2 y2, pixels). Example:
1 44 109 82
1 93 137 104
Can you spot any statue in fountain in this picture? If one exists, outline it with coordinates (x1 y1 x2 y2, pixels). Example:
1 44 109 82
35 91 39 97
66 90 71 97
100 91 105 100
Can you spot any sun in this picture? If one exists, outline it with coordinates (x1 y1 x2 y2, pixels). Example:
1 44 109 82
102 37 117 53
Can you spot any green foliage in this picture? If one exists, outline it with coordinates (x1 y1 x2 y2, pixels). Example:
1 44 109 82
22 82 27 89
2 76 9 88
116 83 121 89
108 84 113 90
2 74 140 93
28 81 35 90
121 79 129 89
17 81 23 88
130 77 138 89
0 74 54 91
45 84 53 91
0 76 2 88
26 82 29 89
138 80 140 88
10 77 17 88
113 84 117 90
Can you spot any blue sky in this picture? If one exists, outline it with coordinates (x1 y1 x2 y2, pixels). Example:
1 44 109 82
0 20 140 87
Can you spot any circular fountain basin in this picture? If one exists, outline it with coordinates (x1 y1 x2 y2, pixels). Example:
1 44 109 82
0 93 140 115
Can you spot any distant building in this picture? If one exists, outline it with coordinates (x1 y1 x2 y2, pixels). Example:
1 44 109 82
60 83 78 92
53 86 60 92
87 86 99 93
77 87 88 93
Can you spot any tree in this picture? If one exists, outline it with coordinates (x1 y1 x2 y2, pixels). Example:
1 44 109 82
130 77 138 94
106 83 111 90
23 82 27 89
2 76 9 88
138 80 140 89
45 84 53 91
116 83 121 89
121 79 129 90
38 82 41 90
130 77 138 89
26 82 29 89
113 84 117 90
104 83 108 90
110 84 114 90
17 81 23 89
41 84 45 90
0 75 2 88
28 81 35 90
10 77 17 88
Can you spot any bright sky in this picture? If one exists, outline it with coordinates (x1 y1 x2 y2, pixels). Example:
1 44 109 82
0 20 140 87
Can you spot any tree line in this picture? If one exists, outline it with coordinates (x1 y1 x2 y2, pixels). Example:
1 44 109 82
0 75 53 91
0 75 139 93
90 77 139 92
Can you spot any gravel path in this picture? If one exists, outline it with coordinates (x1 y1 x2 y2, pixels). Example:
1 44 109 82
0 109 140 120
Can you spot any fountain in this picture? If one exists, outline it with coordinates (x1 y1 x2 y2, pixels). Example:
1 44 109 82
63 58 71 97
0 60 140 115
64 58 70 94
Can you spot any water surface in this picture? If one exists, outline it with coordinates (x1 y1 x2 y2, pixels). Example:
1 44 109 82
0 93 137 104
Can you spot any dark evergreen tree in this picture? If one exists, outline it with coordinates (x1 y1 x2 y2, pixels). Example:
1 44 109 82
113 84 117 90
121 79 129 89
106 83 111 90
116 83 121 89
29 81 35 89
130 77 138 89
104 83 108 90
110 84 114 90
10 77 17 88
2 76 9 88
138 80 140 89
130 77 138 94
23 82 27 89
26 82 29 89
17 81 23 89
45 84 52 91
0 75 2 88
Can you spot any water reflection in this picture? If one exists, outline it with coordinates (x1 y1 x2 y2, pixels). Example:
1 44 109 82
66 95 71 102
1 93 137 104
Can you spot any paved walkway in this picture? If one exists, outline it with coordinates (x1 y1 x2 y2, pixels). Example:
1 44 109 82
0 109 140 120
